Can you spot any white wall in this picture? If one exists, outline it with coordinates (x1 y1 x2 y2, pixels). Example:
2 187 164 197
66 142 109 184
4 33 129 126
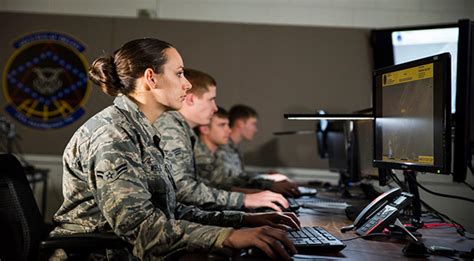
0 0 473 28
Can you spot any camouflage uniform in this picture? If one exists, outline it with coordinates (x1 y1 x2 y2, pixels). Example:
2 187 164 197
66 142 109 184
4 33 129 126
195 139 273 190
215 138 245 176
154 111 245 210
51 96 243 260
215 138 273 183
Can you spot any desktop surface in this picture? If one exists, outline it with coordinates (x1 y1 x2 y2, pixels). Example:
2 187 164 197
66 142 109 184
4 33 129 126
178 190 474 260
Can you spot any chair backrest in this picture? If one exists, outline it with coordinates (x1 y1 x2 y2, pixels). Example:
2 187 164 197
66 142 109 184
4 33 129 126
0 154 44 261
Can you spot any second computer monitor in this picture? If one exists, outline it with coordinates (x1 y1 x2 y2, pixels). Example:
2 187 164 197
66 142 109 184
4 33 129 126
354 119 378 178
373 53 451 174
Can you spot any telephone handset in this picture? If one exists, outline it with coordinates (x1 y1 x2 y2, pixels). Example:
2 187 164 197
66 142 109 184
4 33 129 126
341 187 413 237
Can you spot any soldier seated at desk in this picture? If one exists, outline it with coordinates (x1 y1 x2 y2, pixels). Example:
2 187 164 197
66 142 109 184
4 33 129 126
50 38 299 260
194 106 298 197
155 68 294 212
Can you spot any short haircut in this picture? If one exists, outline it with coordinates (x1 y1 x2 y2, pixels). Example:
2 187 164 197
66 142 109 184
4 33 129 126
214 106 229 120
229 104 258 127
184 68 217 98
194 106 228 136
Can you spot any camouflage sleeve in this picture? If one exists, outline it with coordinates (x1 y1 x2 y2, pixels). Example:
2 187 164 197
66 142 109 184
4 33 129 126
211 150 273 190
160 121 245 210
175 202 244 228
90 126 233 259
194 147 236 190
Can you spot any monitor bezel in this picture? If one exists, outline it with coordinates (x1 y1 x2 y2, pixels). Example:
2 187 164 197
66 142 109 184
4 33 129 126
372 53 452 174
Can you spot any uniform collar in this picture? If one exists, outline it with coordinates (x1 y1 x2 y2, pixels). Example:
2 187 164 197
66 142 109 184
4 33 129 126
113 95 157 138
228 137 238 150
196 138 214 157
167 111 197 141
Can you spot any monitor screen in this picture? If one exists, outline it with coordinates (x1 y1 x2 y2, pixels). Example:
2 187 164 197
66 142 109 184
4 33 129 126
373 53 451 174
354 120 378 178
392 27 458 113
327 131 348 173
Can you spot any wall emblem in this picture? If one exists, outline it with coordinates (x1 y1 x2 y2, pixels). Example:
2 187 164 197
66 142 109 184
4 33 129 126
3 32 90 129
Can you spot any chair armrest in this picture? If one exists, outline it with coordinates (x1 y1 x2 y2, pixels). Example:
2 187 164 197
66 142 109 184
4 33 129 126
40 232 131 250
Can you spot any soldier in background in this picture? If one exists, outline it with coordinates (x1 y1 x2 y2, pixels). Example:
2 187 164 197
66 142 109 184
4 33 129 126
155 68 293 212
216 104 300 194
50 38 299 260
195 106 278 193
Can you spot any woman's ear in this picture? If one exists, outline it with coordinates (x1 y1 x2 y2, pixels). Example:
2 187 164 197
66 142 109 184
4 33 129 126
144 68 156 90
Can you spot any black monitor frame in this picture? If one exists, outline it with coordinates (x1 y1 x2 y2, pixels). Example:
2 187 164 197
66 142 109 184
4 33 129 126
371 19 474 183
453 19 474 182
373 53 452 174
371 22 457 70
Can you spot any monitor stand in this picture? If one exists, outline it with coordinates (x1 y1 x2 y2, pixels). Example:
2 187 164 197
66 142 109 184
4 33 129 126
403 170 423 229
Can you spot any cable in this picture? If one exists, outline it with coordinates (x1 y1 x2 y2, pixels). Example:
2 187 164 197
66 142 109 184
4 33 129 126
341 233 388 242
418 198 474 239
463 181 474 191
388 171 473 202
385 171 473 239
413 178 474 203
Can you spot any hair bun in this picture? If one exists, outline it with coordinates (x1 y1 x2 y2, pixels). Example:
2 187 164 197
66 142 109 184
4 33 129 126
88 55 124 96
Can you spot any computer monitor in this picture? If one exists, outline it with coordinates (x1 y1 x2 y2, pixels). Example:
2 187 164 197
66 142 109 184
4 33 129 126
326 123 348 173
371 22 458 113
453 19 474 182
372 19 474 182
325 121 361 183
353 119 378 178
315 110 329 159
373 53 451 174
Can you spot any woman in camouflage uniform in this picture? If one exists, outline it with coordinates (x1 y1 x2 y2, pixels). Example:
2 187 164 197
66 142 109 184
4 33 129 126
50 38 299 260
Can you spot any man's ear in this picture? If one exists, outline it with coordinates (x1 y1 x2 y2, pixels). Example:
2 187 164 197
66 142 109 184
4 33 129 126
184 93 194 106
143 68 156 90
235 119 244 129
199 125 210 135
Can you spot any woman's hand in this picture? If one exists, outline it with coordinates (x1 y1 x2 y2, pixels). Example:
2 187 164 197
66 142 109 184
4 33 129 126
223 226 297 260
242 212 301 230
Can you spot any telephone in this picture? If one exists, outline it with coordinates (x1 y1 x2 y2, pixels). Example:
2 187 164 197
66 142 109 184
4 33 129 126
341 187 413 237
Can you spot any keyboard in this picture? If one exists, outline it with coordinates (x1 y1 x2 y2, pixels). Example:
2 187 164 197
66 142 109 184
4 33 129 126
292 197 350 210
298 186 318 196
288 226 346 253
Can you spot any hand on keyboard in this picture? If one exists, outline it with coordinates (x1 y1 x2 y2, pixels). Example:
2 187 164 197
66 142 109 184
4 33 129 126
271 180 301 197
243 212 301 230
223 226 297 260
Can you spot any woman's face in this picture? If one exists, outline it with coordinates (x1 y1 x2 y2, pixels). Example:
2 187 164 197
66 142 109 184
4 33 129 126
154 48 192 110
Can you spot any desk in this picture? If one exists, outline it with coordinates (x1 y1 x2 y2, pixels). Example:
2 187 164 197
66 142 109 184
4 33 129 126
295 207 473 260
180 192 474 260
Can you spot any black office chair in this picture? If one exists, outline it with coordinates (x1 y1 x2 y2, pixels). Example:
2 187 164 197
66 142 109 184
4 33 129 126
0 153 131 261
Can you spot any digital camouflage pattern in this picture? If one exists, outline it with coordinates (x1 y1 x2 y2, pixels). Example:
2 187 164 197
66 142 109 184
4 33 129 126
154 111 245 210
216 138 263 180
195 139 273 190
215 138 245 176
51 96 243 260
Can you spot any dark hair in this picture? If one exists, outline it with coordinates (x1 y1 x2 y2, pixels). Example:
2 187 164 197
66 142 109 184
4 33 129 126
184 68 216 98
89 38 173 96
229 104 258 127
194 106 228 136
214 106 228 119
